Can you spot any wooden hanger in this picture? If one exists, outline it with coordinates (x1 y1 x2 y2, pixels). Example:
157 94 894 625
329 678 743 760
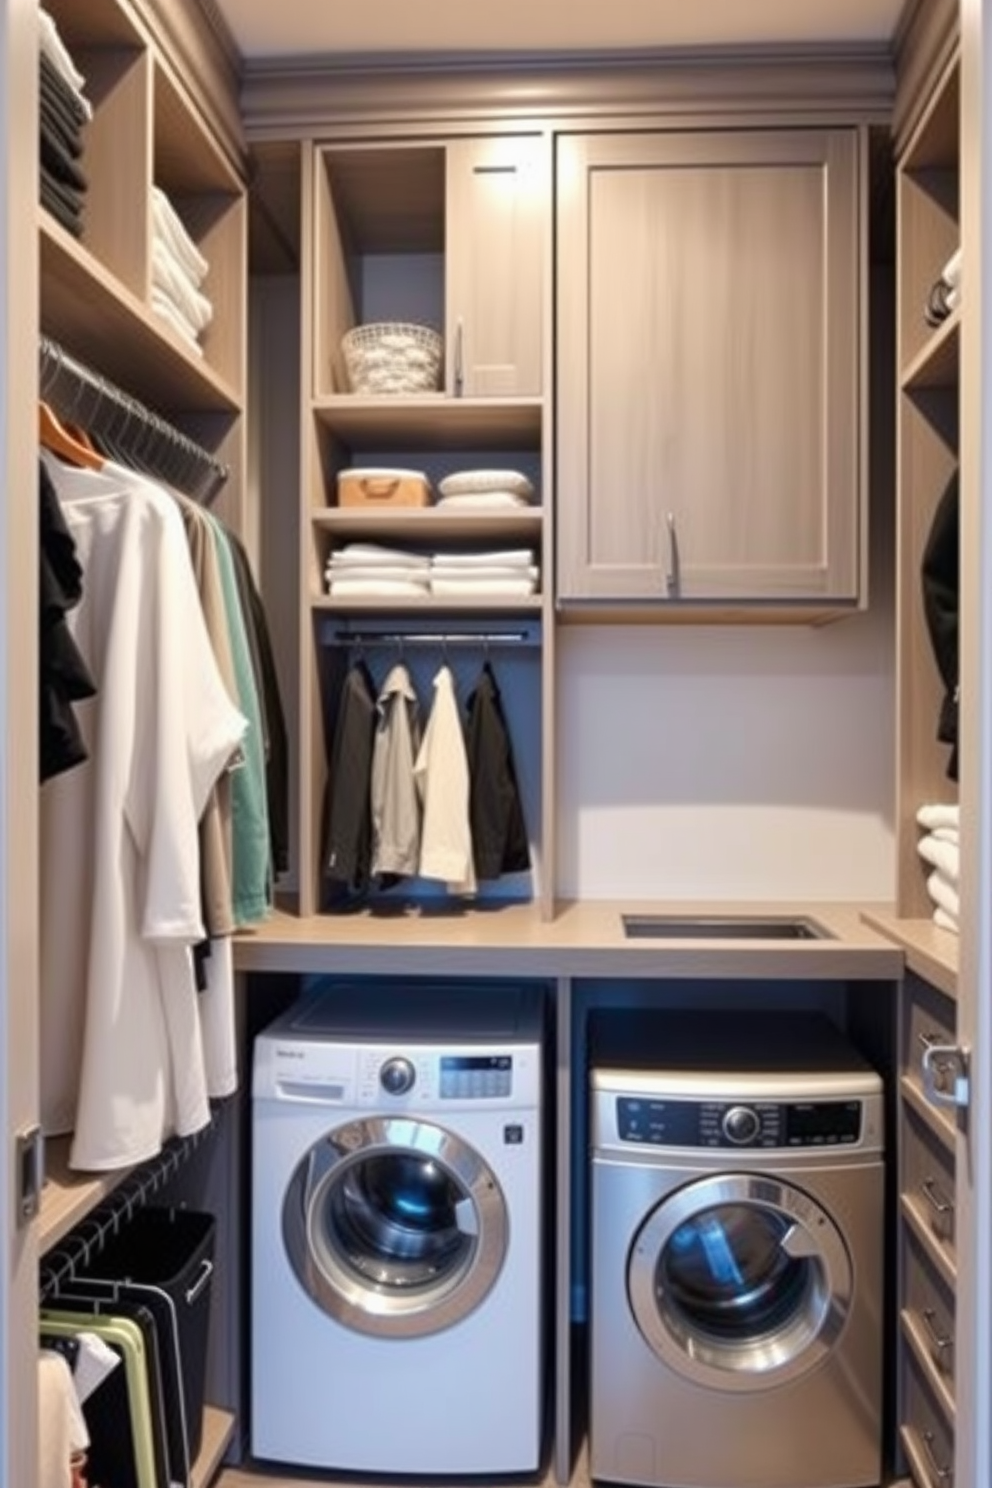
39 401 104 470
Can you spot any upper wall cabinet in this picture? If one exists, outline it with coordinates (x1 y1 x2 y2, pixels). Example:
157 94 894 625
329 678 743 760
555 128 863 611
312 135 547 401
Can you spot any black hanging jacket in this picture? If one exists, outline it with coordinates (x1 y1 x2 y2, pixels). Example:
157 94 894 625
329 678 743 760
465 662 531 880
920 471 960 781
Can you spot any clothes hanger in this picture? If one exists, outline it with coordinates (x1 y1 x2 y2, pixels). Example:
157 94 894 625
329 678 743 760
39 400 104 470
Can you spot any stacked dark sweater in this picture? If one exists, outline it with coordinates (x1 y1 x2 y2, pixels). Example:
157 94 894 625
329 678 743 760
39 36 90 237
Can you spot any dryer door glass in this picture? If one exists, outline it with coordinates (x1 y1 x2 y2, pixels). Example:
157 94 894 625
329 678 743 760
627 1173 853 1391
282 1116 508 1338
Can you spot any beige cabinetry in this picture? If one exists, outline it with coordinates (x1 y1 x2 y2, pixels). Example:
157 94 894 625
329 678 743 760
898 972 958 1488
299 136 552 918
556 128 863 611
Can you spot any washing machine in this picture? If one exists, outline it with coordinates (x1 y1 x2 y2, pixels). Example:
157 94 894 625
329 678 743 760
251 979 545 1474
589 1009 884 1488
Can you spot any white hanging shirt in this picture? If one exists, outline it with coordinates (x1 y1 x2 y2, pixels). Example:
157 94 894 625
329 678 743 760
414 665 477 896
40 456 247 1169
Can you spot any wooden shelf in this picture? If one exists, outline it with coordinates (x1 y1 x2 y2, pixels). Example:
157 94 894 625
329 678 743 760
40 1135 135 1255
861 910 958 999
900 1309 957 1425
313 507 543 544
194 1407 237 1488
312 396 543 450
40 213 241 414
901 307 960 391
312 595 544 616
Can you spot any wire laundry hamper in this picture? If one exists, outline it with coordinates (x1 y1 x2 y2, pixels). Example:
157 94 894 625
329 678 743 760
341 322 443 394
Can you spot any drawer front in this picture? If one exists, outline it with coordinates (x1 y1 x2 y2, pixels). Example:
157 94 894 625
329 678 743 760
904 974 957 1103
902 1342 955 1488
903 1221 956 1390
902 1103 956 1263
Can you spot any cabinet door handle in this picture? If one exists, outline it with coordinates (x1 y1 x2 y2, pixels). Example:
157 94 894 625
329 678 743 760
454 317 464 397
920 1428 953 1485
665 511 680 598
921 1306 954 1370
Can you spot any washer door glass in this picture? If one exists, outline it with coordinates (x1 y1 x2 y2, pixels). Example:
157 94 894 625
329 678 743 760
283 1116 508 1337
627 1173 853 1390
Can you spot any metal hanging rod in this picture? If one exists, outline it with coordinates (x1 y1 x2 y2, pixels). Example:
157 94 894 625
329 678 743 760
39 1114 218 1301
333 629 536 648
38 335 230 505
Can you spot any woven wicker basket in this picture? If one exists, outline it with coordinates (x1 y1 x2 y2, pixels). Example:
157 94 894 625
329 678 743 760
341 322 443 394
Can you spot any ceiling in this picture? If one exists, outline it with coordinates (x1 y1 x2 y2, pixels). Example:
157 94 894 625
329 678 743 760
213 0 904 62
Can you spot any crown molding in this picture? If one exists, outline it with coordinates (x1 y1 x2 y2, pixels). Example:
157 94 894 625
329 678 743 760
891 0 958 157
240 44 895 141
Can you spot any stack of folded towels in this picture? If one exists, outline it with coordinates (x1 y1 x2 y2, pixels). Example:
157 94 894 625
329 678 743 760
150 186 214 356
38 8 91 238
429 549 539 597
325 543 540 599
325 544 432 598
925 246 961 328
917 802 960 933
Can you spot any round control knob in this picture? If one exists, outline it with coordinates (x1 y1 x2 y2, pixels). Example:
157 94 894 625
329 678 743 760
722 1105 761 1145
380 1056 416 1096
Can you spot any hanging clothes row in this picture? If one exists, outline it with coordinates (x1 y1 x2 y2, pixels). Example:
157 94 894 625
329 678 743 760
322 647 531 908
38 351 288 1174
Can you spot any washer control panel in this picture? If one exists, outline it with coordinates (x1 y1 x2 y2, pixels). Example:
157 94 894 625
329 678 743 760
616 1097 863 1148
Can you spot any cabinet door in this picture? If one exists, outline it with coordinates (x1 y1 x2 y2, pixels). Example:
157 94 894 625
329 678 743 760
556 129 860 605
446 135 546 397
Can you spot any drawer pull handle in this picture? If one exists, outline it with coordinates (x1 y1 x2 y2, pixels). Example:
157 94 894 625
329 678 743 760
922 1176 954 1219
359 478 401 501
922 1306 954 1368
921 1427 953 1486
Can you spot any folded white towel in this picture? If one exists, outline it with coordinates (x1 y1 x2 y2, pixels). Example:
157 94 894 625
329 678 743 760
331 543 431 569
150 289 204 356
329 577 432 598
435 491 532 511
38 9 93 118
917 802 960 831
942 246 962 288
429 565 540 583
152 239 213 332
934 905 959 935
151 186 210 283
429 549 535 569
930 826 959 845
430 576 539 597
325 566 431 586
927 869 960 921
918 833 960 883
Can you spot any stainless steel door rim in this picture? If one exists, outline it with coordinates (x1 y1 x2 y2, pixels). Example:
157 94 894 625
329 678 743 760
627 1171 853 1391
283 1115 508 1337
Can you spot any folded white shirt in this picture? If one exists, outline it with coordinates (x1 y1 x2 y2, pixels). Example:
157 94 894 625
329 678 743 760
917 802 960 832
933 905 959 935
918 833 960 884
430 549 535 568
151 186 210 284
942 246 962 289
331 543 431 569
150 289 204 356
927 869 960 921
152 238 213 332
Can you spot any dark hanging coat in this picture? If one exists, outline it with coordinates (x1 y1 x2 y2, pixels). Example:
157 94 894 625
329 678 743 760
464 663 531 880
920 471 960 781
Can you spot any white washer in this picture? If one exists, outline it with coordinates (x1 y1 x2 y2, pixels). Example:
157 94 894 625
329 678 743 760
251 980 545 1474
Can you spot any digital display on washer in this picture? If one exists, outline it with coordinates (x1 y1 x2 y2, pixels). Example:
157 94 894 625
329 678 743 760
440 1055 512 1099
784 1101 862 1144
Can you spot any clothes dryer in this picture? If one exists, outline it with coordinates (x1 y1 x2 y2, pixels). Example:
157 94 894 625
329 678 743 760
251 980 545 1474
589 1010 884 1488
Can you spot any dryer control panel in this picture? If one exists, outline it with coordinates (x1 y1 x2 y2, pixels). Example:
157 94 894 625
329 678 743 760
616 1097 863 1148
